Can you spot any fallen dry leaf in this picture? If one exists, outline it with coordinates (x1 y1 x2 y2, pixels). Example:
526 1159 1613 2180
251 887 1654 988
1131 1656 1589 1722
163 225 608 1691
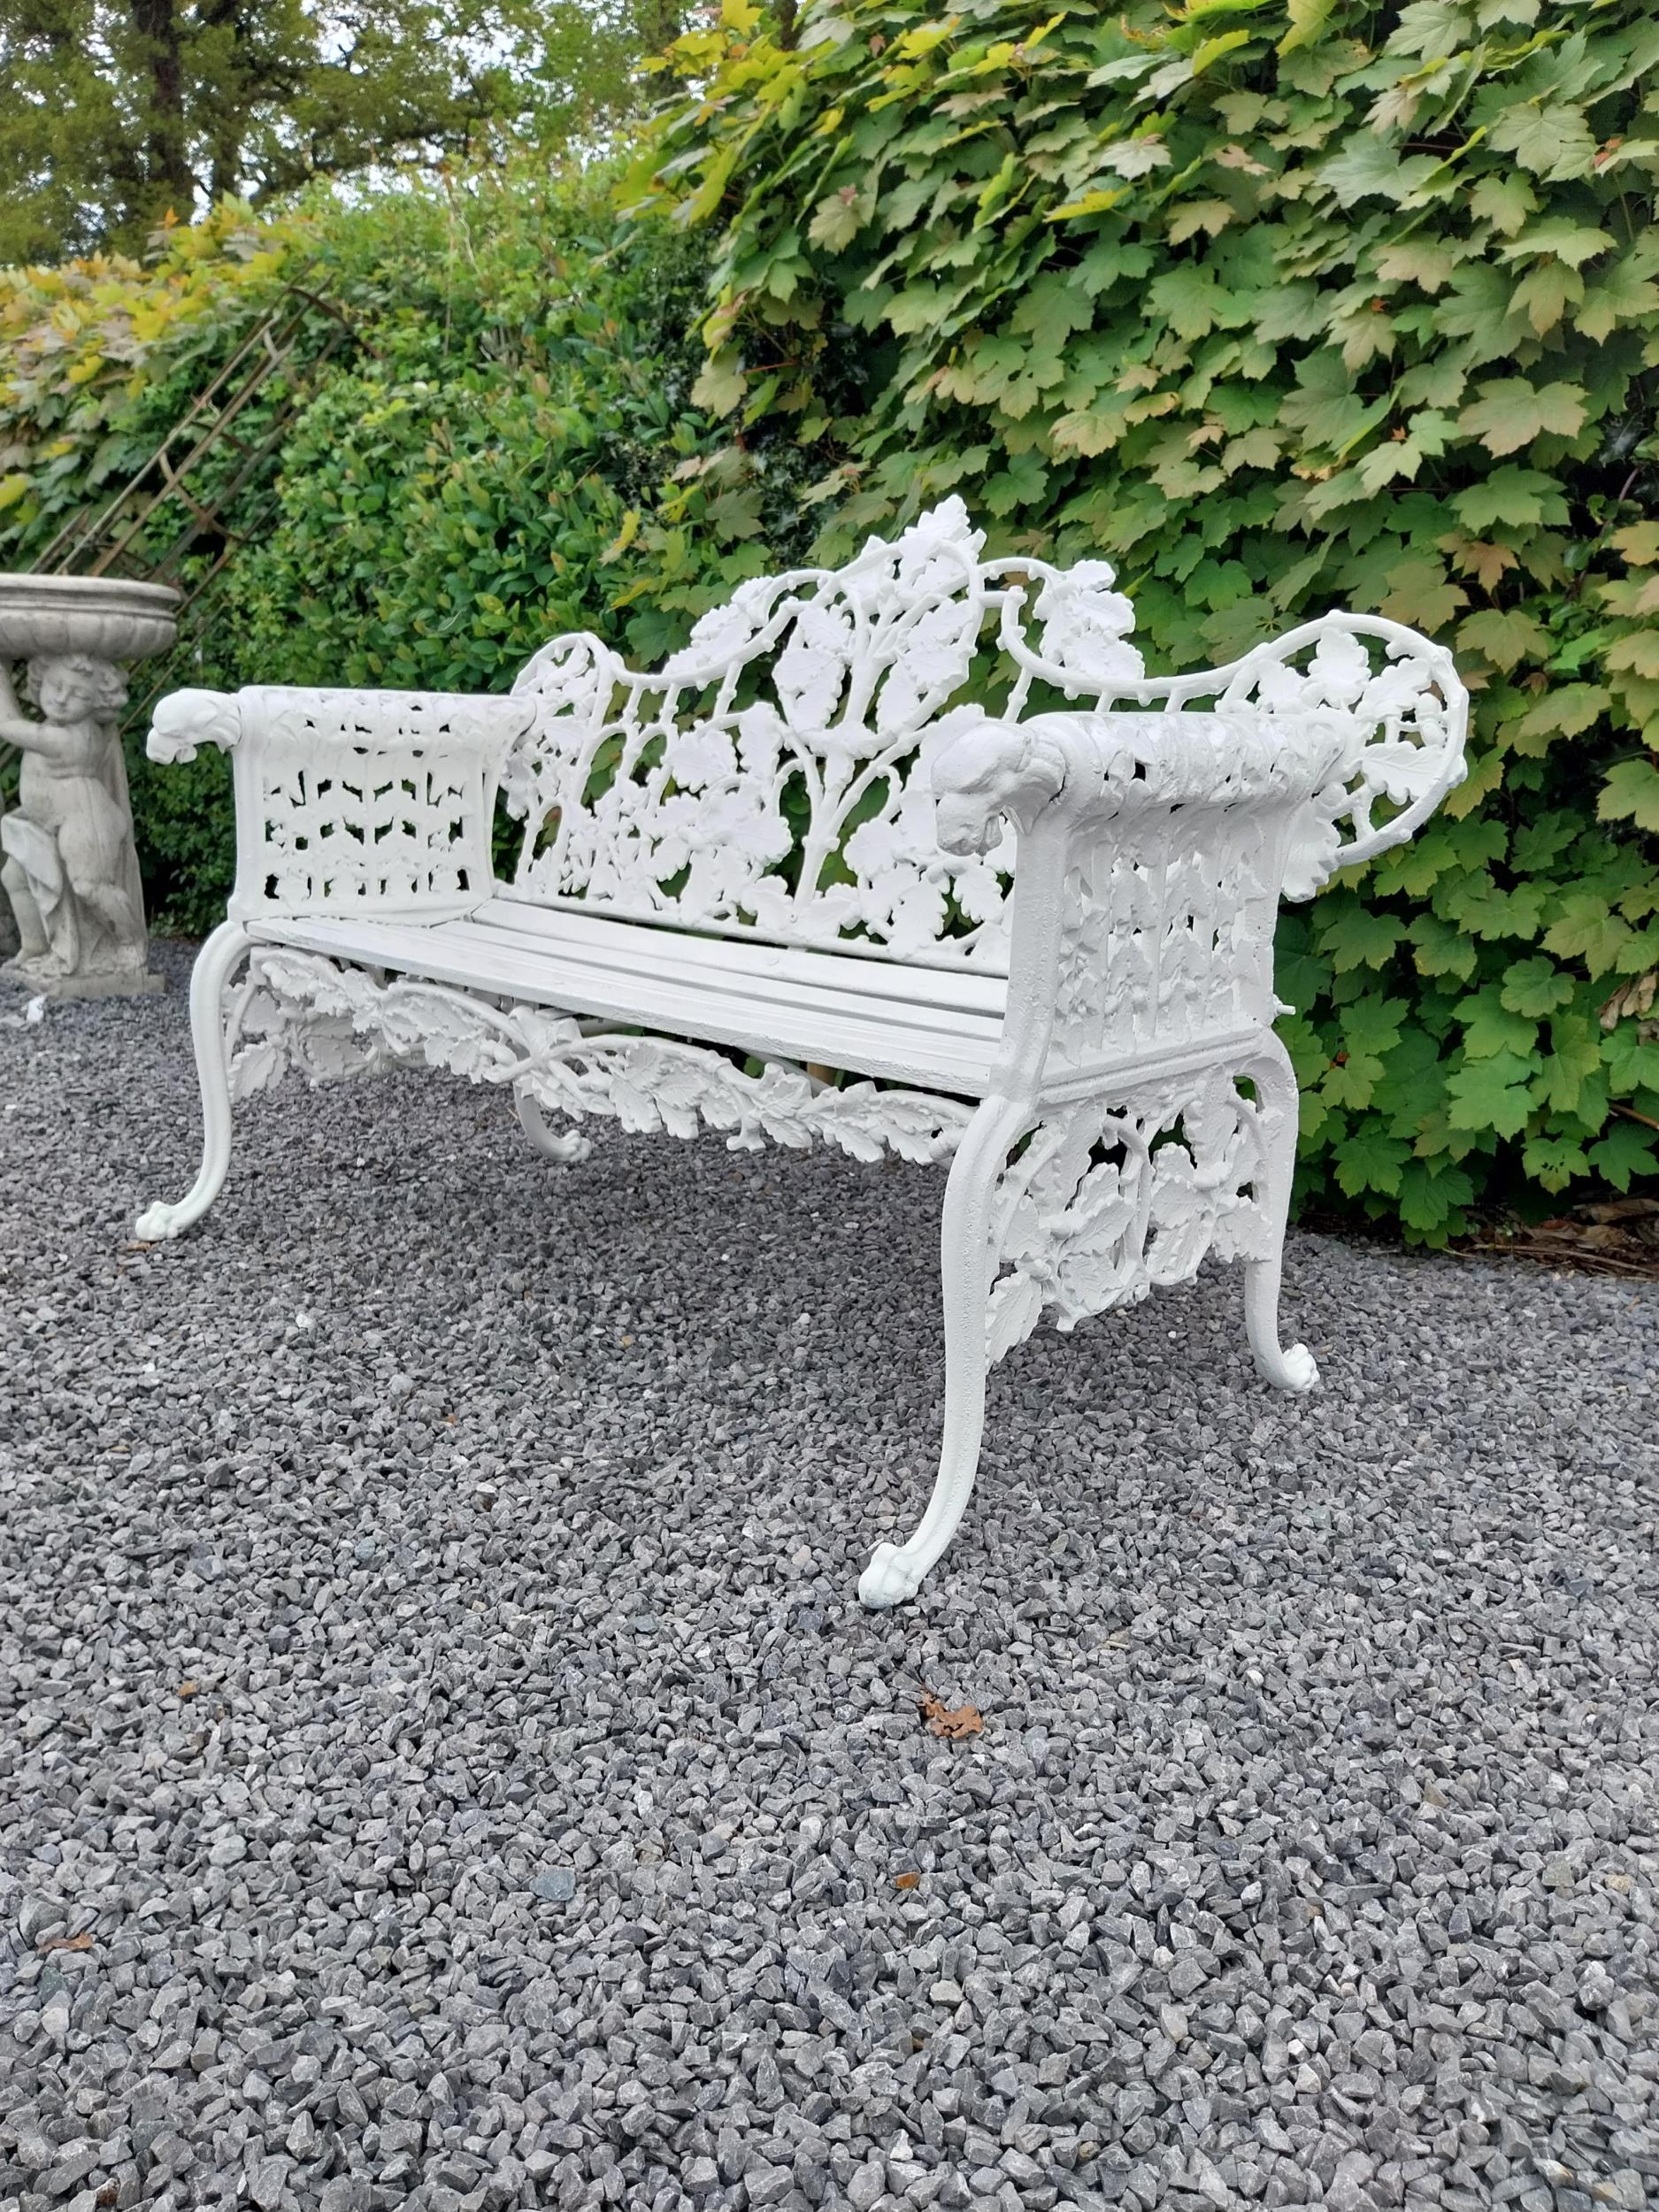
919 1690 983 1740
893 1870 921 1891
38 1931 93 1954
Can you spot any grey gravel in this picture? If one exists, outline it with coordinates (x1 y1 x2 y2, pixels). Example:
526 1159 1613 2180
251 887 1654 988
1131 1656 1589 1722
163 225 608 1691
3 941 1657 2212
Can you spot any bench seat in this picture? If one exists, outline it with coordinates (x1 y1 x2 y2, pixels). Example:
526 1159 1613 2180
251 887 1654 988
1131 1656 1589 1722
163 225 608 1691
250 897 1008 1097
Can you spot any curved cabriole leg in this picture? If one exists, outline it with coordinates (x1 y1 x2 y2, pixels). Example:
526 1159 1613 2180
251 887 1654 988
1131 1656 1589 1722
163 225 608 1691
858 1096 1027 1609
1242 1041 1319 1394
516 1090 593 1165
134 919 251 1241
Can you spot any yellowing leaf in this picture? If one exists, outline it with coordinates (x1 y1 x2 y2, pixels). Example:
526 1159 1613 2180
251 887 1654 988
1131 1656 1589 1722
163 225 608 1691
1499 219 1615 270
1372 239 1459 292
1438 533 1519 592
808 188 865 252
691 351 748 417
1606 631 1659 680
1612 523 1659 566
1509 261 1584 334
1167 200 1237 245
1379 556 1468 634
1279 0 1336 58
1191 31 1251 75
1097 136 1171 180
599 508 641 564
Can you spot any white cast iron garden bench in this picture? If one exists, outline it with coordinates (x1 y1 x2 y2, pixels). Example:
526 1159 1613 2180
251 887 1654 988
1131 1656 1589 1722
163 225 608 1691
140 501 1467 1606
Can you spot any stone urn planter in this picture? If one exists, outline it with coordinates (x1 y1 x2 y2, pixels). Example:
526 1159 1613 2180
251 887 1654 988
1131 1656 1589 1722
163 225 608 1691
0 573 180 997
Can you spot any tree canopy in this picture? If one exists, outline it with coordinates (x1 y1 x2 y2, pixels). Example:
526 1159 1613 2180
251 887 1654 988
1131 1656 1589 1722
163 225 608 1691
0 1 676 265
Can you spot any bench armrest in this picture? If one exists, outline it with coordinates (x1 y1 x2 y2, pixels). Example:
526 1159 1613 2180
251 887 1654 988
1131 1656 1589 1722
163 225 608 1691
931 702 1381 1080
148 683 534 923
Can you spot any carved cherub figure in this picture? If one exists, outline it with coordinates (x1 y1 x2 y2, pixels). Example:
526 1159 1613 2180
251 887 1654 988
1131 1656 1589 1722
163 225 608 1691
0 652 149 983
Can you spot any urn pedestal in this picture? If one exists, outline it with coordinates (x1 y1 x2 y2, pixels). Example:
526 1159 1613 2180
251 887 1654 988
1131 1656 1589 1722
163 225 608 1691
0 573 181 999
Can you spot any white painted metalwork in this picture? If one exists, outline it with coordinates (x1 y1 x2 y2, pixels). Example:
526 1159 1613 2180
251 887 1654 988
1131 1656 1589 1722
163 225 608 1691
139 501 1468 1605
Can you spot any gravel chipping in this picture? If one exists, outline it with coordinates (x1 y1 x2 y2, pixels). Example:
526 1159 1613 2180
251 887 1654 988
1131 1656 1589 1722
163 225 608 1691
3 941 1657 2212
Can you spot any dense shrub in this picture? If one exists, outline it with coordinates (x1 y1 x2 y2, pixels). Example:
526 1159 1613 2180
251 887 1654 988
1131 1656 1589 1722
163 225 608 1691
630 0 1659 1235
2 168 815 930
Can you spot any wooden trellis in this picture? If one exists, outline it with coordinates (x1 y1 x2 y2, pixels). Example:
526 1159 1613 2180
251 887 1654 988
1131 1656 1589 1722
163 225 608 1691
39 279 355 604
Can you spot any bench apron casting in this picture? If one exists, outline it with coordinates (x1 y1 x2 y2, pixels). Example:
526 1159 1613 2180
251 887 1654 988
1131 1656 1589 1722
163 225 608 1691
141 501 1467 1605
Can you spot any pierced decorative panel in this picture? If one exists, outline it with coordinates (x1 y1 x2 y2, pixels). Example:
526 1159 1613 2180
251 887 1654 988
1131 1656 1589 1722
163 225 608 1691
1033 710 1354 1071
229 688 524 920
1214 620 1467 898
985 1065 1281 1365
501 501 1041 971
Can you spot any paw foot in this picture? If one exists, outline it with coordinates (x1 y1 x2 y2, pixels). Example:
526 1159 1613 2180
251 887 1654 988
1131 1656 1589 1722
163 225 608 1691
857 1542 926 1610
134 1202 186 1242
1262 1340 1319 1394
543 1131 592 1165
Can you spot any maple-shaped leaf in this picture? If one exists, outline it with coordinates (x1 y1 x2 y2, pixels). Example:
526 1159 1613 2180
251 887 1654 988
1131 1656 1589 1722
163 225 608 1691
1538 1011 1605 1116
1598 758 1659 833
1333 1129 1409 1198
1509 262 1585 334
1511 683 1611 755
1489 104 1598 183
1605 631 1659 680
1379 555 1468 634
1455 986 1539 1062
1457 608 1550 672
1397 1159 1476 1236
1544 895 1635 978
1409 913 1479 980
1611 522 1659 567
808 188 865 253
1445 1050 1538 1138
1453 468 1569 532
1318 903 1405 974
1522 1136 1589 1194
1371 238 1460 292
1576 257 1659 342
1097 136 1171 179
691 351 747 417
1499 219 1615 269
1501 956 1578 1018
1456 378 1587 457
1586 1120 1659 1193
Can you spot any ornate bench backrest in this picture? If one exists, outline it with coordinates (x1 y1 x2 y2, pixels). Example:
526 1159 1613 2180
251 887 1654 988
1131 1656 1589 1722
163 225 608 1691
502 501 1464 988
503 502 1032 972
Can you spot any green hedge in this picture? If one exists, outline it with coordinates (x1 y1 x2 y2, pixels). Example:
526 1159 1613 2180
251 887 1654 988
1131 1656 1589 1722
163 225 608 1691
621 0 1659 1236
1 167 818 931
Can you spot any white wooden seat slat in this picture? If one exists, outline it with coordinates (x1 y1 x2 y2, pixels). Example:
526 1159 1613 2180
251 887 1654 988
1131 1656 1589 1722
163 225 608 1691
248 906 1004 1094
489 895 1010 1017
140 499 1468 1607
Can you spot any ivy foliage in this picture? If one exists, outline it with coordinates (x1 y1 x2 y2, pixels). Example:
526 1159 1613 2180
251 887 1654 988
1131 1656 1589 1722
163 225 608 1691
629 0 1659 1236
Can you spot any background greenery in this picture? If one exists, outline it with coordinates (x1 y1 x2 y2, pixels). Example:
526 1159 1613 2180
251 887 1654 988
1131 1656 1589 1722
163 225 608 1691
623 0 1659 1237
3 0 1657 1239
0 1 684 263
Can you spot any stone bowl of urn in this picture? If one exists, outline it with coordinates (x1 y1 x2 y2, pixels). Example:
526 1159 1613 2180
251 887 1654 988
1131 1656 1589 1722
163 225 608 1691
0 573 181 998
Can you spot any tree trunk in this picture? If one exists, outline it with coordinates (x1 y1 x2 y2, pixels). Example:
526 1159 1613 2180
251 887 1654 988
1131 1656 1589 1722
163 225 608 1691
129 0 195 226
638 2 682 52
